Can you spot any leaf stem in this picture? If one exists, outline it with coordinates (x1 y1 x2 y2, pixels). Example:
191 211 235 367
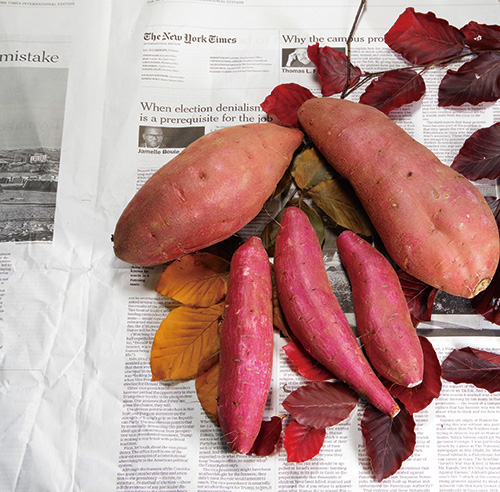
341 0 367 99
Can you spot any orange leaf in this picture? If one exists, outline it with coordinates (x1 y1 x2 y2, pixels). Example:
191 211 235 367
196 361 220 422
156 252 230 307
150 302 224 381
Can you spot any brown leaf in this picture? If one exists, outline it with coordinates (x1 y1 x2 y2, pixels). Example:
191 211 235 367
361 403 416 482
307 179 374 237
282 381 358 429
291 146 336 191
150 302 224 381
156 252 230 307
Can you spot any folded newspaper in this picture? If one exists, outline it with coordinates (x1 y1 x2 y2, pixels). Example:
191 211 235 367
1 0 499 491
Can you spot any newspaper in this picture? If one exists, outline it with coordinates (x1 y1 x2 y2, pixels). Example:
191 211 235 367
1 0 500 490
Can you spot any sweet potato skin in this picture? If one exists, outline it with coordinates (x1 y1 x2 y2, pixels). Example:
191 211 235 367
297 97 499 298
337 230 424 387
274 206 399 417
218 236 274 454
113 123 303 266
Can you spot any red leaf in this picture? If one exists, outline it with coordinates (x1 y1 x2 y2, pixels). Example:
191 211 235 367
247 416 283 457
283 419 326 463
451 122 500 181
383 336 442 414
359 69 426 115
385 8 466 65
461 21 500 50
282 340 334 381
438 51 500 107
307 43 362 97
361 403 416 482
397 268 438 326
471 260 500 325
282 381 358 429
442 346 500 393
261 83 316 127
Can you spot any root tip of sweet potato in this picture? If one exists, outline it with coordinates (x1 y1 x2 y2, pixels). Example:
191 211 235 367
406 380 423 388
473 277 492 298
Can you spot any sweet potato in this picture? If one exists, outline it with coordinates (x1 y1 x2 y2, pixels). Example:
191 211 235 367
297 97 499 298
337 230 424 387
113 123 303 266
274 206 400 417
218 236 274 454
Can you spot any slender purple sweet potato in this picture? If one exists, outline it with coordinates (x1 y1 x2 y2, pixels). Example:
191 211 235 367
337 230 424 387
113 123 303 266
297 97 499 298
274 206 400 417
218 236 274 454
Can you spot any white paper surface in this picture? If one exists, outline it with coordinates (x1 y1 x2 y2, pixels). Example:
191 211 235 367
1 1 500 490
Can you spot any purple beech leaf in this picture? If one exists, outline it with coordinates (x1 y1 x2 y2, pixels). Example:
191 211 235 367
307 43 362 97
359 69 426 114
442 347 500 392
385 8 466 65
438 52 500 107
461 21 500 50
283 419 326 463
247 416 283 457
451 122 500 181
361 403 416 482
383 336 442 414
282 381 358 429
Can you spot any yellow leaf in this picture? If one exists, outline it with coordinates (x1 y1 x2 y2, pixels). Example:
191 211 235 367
156 252 229 307
196 360 220 423
291 146 335 191
308 179 374 237
150 302 224 381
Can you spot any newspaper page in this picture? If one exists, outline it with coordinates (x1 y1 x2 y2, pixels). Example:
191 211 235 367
1 0 500 491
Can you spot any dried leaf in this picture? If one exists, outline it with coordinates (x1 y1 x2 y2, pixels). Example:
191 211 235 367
282 381 358 429
261 201 325 256
451 122 500 181
156 252 230 307
283 419 326 463
438 51 500 107
361 403 416 482
247 416 283 457
442 346 500 393
150 302 224 381
307 179 374 237
396 268 438 326
359 69 426 115
461 21 500 50
291 146 336 192
282 340 334 381
261 83 316 127
307 43 362 96
384 8 466 65
383 336 442 414
195 359 220 422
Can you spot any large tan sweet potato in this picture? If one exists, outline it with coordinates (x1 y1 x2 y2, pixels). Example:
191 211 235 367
298 97 499 298
113 123 303 266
